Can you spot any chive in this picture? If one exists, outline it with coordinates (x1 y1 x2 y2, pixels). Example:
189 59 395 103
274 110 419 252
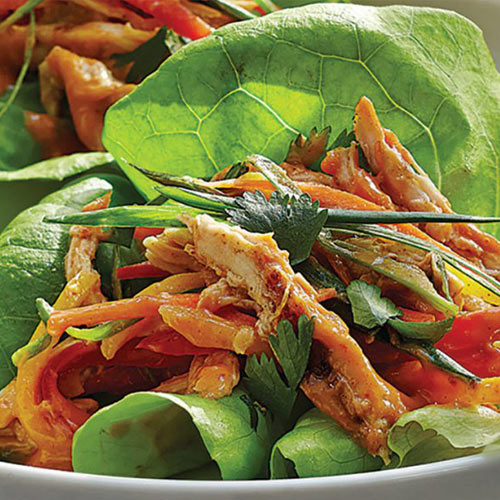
0 0 43 32
196 0 258 20
129 162 223 194
253 0 279 13
0 10 35 121
319 232 458 316
325 210 500 225
45 204 205 227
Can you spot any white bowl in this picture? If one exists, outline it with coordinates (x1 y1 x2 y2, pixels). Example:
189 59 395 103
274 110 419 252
1 0 500 498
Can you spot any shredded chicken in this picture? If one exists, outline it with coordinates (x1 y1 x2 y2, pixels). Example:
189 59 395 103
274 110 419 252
39 46 136 150
353 96 500 278
64 193 111 286
184 214 408 459
198 279 257 313
24 112 85 159
321 142 395 209
0 21 153 77
144 228 203 275
187 351 240 399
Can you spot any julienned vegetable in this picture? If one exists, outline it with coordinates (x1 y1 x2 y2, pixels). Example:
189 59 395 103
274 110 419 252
1 0 500 484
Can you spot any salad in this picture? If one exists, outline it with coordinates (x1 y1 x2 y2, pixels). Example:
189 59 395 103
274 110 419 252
1 0 500 481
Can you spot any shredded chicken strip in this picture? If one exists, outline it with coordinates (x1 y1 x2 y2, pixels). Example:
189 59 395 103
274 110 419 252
39 46 135 150
321 142 395 209
184 214 408 459
354 96 500 277
0 21 153 76
187 351 240 399
64 192 111 283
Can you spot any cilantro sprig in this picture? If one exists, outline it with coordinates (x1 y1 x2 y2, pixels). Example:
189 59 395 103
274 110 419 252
244 315 314 421
227 191 327 265
345 280 477 382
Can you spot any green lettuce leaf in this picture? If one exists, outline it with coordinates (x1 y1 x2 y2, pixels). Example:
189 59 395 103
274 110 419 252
0 82 43 171
271 408 382 478
0 152 115 182
0 175 135 389
103 4 500 238
72 390 272 480
388 405 500 467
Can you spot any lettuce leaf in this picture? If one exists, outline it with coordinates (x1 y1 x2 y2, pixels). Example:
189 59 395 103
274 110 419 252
271 409 382 478
0 152 115 182
0 175 136 389
103 3 500 238
72 390 273 480
0 82 43 171
388 405 500 467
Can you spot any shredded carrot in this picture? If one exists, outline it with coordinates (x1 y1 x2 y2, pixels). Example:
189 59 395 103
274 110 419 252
82 192 112 212
47 293 200 338
159 304 270 356
399 308 436 322
100 273 206 359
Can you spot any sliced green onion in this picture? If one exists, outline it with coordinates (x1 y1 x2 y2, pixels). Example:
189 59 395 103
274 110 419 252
11 333 51 367
155 185 235 212
45 204 209 228
67 319 138 342
385 332 480 383
330 224 500 301
319 232 458 316
295 257 346 299
243 155 302 197
36 297 54 325
129 162 222 194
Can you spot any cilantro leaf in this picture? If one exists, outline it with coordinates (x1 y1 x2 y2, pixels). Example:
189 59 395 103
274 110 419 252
270 316 314 390
244 315 314 420
329 129 371 173
285 127 331 167
330 128 355 149
346 280 401 329
346 280 454 344
227 191 327 265
112 27 188 83
244 354 296 421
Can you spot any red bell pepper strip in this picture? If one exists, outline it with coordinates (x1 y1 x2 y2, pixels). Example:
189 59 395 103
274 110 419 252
133 227 165 240
436 308 500 378
116 261 170 280
124 0 213 39
137 331 219 356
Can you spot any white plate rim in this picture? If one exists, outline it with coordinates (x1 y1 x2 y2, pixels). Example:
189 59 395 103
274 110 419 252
1 452 500 492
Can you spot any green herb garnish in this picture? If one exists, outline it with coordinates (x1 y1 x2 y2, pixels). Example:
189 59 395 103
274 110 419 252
245 315 314 420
